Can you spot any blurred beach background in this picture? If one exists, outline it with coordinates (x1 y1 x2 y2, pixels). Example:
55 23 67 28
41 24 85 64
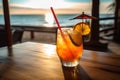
0 13 117 54
0 0 119 54
0 14 114 26
0 13 115 44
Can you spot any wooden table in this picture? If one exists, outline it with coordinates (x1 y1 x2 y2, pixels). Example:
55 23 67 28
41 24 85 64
0 42 120 80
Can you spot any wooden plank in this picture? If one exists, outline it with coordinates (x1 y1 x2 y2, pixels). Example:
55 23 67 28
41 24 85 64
0 46 64 80
0 42 120 80
80 61 120 80
2 0 12 48
30 31 34 39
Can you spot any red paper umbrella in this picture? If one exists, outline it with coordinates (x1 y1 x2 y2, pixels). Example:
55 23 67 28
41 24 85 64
70 12 97 20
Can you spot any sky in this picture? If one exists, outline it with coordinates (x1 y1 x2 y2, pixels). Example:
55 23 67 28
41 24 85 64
0 0 114 14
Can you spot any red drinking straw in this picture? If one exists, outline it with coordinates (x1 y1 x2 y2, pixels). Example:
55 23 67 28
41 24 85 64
50 7 73 57
50 7 74 58
50 7 63 34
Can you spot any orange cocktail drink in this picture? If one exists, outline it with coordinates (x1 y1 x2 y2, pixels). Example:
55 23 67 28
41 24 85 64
50 7 90 67
56 28 83 67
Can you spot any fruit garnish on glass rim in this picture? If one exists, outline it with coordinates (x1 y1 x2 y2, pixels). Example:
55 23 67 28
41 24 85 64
73 22 91 36
68 22 90 46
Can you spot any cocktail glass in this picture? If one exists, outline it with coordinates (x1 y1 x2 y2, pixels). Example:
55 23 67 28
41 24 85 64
56 28 83 67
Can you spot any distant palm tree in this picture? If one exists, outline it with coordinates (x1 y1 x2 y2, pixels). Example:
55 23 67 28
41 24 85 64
107 0 120 43
107 0 115 12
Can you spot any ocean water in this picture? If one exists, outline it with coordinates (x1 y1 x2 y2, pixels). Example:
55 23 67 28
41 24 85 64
0 14 114 27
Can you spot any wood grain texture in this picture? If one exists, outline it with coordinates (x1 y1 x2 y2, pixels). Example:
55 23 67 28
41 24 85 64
0 42 120 80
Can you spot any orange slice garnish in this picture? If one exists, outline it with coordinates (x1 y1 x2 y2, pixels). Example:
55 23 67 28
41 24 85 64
73 22 90 35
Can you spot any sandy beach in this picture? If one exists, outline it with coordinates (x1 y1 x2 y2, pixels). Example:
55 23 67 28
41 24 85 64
22 31 56 44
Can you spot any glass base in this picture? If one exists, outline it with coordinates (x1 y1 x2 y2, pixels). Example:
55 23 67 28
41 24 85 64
61 60 79 67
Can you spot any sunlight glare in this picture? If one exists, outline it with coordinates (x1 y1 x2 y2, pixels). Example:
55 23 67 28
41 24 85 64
43 44 56 56
45 12 54 26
